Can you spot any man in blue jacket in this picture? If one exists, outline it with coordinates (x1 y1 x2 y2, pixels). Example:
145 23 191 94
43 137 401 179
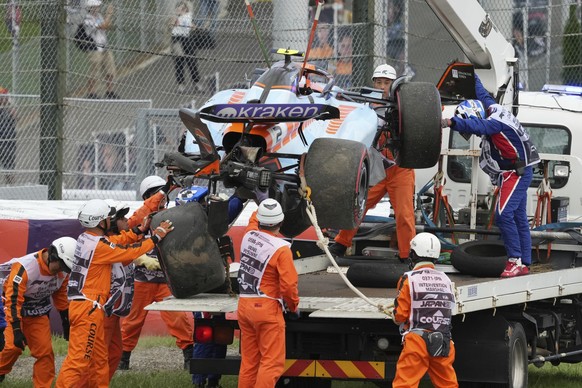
442 74 540 277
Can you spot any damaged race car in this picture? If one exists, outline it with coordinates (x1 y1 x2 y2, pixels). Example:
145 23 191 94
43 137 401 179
153 49 442 298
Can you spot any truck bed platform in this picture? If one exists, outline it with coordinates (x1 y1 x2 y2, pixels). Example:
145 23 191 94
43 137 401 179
146 255 582 319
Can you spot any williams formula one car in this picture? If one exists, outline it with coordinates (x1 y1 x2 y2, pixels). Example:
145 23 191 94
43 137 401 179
154 49 442 297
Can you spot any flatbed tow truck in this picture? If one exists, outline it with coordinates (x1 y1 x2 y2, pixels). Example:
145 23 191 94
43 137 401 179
147 0 582 386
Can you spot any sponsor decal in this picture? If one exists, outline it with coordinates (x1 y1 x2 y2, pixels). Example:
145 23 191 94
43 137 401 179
13 275 22 284
211 104 324 120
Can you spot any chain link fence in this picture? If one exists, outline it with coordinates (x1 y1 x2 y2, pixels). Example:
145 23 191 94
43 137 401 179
0 0 580 200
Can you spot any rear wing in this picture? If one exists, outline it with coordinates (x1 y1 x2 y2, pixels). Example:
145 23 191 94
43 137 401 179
199 103 340 123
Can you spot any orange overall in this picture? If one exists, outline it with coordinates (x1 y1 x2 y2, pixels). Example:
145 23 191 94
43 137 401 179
77 199 160 385
393 263 458 388
335 147 416 259
237 212 299 388
56 230 154 388
0 250 68 388
120 281 193 352
121 192 193 354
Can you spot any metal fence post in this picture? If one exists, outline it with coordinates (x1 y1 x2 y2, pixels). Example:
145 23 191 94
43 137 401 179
353 0 375 87
40 0 66 199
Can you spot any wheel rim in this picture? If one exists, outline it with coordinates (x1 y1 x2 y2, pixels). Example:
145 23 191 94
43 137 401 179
512 336 527 387
355 163 368 222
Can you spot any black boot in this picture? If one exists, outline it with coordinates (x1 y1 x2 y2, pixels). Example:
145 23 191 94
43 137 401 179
183 344 194 370
118 350 131 370
328 242 348 257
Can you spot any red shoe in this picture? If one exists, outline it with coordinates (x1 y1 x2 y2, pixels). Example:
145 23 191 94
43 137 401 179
500 260 529 278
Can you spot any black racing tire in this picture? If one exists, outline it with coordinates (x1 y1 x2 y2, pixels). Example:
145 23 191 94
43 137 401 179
151 202 225 298
451 240 507 277
304 138 369 230
395 82 442 169
506 322 528 388
346 262 408 288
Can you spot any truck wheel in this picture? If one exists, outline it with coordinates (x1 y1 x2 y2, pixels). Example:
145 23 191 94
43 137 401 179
152 202 225 298
304 138 369 230
507 322 528 388
451 240 507 277
394 82 442 169
346 262 407 288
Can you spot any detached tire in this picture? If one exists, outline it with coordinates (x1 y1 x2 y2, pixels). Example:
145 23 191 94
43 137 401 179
346 262 407 288
451 240 507 277
152 202 225 298
395 82 442 168
304 138 369 230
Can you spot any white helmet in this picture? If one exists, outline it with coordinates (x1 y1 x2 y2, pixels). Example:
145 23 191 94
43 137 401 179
86 0 102 8
49 236 77 271
257 198 284 226
78 199 114 228
410 233 441 261
139 175 166 199
372 64 397 81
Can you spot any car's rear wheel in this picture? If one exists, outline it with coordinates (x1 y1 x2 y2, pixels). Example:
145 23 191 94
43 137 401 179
395 82 442 169
304 138 369 230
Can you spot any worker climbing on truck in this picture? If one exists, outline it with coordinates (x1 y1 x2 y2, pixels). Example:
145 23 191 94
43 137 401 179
329 63 416 262
441 74 540 277
392 232 458 388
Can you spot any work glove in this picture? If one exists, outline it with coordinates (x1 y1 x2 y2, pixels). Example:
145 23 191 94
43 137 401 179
134 254 162 271
0 328 5 352
151 220 174 244
11 322 26 350
253 188 269 205
286 308 300 321
59 309 70 341
137 214 153 234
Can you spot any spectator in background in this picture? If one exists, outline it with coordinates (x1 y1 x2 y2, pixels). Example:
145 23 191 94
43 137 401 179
0 87 16 185
310 24 334 70
76 143 96 190
171 2 196 94
334 33 353 89
83 0 119 99
196 0 219 33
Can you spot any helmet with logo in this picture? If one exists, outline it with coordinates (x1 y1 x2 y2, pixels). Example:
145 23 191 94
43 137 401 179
139 175 166 200
409 233 441 267
455 99 486 120
257 198 284 226
78 199 114 228
48 236 77 273
371 64 397 81
86 0 102 8
175 186 209 206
